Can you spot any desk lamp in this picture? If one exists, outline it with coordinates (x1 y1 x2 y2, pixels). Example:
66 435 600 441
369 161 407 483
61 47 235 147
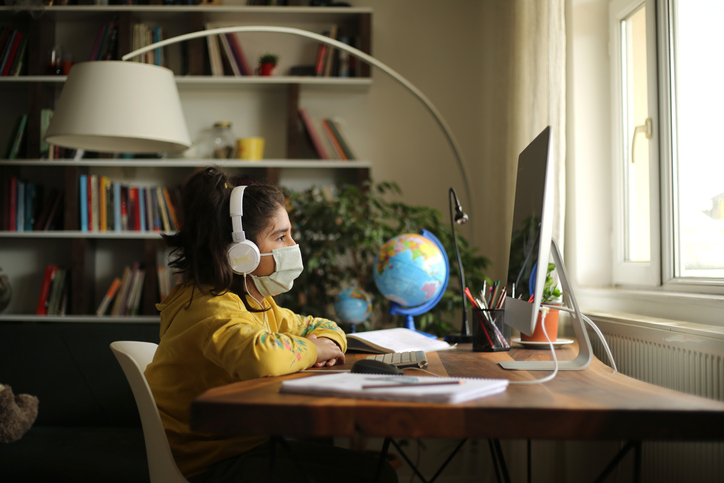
444 187 473 344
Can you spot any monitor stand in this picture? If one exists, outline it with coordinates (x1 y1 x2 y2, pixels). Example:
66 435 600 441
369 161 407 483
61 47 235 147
499 238 593 371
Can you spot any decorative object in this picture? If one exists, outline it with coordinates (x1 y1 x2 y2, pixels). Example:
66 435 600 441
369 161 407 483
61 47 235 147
333 286 372 333
257 53 279 76
521 263 561 342
0 384 38 444
373 230 448 335
236 137 264 160
284 182 490 336
209 121 235 159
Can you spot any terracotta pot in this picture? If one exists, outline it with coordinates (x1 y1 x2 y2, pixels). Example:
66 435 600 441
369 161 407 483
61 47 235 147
520 305 560 342
259 62 275 76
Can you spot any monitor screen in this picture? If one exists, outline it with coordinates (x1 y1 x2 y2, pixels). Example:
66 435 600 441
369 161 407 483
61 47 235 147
504 126 554 337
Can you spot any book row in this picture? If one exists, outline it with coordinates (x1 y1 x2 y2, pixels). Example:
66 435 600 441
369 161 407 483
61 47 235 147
78 175 182 233
96 263 146 317
96 263 183 317
2 176 64 232
0 26 27 77
298 109 357 161
36 265 69 316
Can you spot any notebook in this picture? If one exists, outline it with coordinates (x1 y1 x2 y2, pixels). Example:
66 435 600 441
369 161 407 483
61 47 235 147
280 373 509 404
346 328 453 354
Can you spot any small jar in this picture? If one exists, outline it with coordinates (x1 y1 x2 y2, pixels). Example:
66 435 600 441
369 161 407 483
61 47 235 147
210 122 235 159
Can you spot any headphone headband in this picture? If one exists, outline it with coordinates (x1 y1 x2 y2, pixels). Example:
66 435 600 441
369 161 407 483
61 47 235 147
228 185 261 274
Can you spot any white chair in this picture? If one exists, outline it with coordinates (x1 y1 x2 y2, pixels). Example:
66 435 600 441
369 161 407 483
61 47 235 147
110 341 189 483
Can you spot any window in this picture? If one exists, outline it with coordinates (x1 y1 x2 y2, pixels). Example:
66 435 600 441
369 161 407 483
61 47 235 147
610 0 724 292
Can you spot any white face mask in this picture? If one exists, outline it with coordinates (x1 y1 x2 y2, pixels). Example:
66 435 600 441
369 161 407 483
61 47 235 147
249 244 304 298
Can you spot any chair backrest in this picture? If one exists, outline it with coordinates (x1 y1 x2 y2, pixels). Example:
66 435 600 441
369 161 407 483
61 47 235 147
110 341 189 483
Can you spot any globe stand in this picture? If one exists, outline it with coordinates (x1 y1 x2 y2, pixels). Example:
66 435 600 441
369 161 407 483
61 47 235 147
386 229 450 339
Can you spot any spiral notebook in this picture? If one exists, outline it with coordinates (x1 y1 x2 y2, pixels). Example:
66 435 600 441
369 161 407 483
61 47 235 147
281 373 508 404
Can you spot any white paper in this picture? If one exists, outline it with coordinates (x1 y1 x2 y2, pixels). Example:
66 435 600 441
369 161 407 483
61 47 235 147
346 328 453 353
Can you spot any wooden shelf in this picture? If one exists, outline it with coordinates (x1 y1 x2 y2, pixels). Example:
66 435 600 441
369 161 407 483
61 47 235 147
0 314 159 323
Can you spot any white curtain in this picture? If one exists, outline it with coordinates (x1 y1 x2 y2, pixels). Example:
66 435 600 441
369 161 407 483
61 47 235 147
507 0 567 249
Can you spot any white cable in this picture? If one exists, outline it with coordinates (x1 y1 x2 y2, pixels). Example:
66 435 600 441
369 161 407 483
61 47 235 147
509 307 559 385
552 305 618 373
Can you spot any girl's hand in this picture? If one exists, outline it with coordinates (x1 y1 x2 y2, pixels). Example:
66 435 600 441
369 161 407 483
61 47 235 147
306 334 345 367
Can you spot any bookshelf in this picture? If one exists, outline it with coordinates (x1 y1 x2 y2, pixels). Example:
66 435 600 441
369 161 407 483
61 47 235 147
0 3 373 321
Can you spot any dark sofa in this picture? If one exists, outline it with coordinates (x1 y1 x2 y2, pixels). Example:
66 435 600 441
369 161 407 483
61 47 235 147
0 321 159 483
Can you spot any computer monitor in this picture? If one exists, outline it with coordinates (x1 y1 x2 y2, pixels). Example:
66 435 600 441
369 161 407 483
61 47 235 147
503 126 554 338
500 126 593 371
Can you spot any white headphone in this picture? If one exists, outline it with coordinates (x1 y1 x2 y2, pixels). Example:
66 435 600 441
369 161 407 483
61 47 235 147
228 186 261 274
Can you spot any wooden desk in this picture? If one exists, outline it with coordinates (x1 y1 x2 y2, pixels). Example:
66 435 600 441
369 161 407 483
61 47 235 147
190 344 724 442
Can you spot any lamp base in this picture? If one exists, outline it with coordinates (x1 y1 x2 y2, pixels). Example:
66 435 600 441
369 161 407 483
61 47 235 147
443 333 474 344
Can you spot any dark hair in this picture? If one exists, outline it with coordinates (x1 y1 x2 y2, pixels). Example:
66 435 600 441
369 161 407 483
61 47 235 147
163 166 286 310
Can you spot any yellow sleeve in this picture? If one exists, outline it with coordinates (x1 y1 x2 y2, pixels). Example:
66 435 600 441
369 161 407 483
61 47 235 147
273 305 348 353
205 316 320 380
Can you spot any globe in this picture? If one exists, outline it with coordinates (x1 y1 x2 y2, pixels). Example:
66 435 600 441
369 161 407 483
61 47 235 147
373 231 449 333
334 287 372 332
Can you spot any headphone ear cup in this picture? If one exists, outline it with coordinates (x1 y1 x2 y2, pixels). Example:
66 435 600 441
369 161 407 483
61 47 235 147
228 240 261 274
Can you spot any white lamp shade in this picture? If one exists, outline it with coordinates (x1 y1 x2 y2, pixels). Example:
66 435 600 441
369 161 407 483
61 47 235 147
44 61 191 154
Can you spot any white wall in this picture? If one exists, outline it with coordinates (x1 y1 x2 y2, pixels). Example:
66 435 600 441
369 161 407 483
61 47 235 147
350 1 511 283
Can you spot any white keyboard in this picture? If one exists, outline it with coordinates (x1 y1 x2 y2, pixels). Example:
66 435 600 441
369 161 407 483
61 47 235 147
366 350 429 369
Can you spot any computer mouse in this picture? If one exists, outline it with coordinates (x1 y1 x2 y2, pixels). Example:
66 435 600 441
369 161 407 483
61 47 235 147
351 359 405 375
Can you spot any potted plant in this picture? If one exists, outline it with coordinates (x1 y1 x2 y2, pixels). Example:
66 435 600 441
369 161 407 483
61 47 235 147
281 181 491 336
521 262 562 342
257 53 279 76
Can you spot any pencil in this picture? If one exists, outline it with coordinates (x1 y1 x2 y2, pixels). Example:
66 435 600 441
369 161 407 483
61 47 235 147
362 380 464 389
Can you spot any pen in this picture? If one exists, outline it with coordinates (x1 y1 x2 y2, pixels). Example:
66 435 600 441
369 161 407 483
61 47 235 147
362 380 464 389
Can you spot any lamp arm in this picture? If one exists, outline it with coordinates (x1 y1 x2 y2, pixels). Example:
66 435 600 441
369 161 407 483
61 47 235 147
450 188 470 336
122 25 474 227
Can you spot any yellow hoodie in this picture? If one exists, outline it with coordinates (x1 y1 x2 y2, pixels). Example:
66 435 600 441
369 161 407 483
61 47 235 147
144 281 347 478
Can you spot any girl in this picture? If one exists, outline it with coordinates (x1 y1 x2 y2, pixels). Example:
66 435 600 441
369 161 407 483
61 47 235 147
144 167 397 482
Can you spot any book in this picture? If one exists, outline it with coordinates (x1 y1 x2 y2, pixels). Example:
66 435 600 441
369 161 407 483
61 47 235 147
15 179 24 232
325 118 357 161
7 175 17 231
218 32 241 76
111 265 132 316
99 176 110 232
46 267 66 316
36 264 59 315
33 188 61 231
298 108 328 160
280 373 509 404
204 24 223 76
90 174 99 232
2 30 22 76
346 328 453 354
9 34 27 76
112 182 122 231
79 174 88 232
323 25 338 78
226 33 251 75
6 114 27 159
39 109 53 158
320 119 346 160
156 186 171 232
162 187 179 230
96 277 121 316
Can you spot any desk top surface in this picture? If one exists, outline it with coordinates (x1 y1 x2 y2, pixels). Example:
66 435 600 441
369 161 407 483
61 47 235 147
191 343 724 441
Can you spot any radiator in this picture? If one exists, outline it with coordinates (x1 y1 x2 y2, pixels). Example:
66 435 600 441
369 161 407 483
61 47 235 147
587 315 724 482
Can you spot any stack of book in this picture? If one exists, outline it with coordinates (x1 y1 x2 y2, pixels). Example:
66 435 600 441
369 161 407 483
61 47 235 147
298 109 357 161
36 264 68 316
0 26 28 77
313 26 357 78
2 176 64 232
131 23 165 66
78 175 182 233
205 24 252 76
96 263 146 316
90 19 119 61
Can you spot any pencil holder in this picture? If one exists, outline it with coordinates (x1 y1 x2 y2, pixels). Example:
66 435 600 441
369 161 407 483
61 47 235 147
472 308 511 352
